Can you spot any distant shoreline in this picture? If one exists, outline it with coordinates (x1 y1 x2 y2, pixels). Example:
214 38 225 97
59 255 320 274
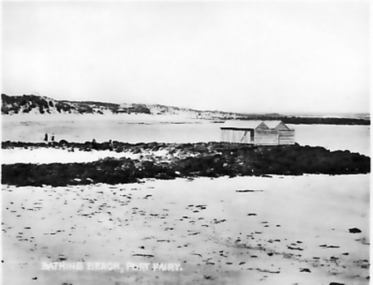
2 94 370 125
2 141 370 187
1 113 370 126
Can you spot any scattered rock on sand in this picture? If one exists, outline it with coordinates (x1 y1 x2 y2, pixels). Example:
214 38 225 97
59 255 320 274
133 254 154 258
320 244 340 248
213 219 226 224
287 246 303 251
236 189 263 193
349 228 362 234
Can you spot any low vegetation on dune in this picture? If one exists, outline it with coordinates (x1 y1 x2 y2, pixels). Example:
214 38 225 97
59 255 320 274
1 141 370 186
1 94 370 124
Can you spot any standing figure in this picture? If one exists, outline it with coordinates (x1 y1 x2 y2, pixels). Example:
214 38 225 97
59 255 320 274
44 133 48 142
92 138 98 150
51 134 55 143
109 139 114 151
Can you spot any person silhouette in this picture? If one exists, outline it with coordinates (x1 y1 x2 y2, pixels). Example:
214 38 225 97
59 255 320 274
44 133 48 142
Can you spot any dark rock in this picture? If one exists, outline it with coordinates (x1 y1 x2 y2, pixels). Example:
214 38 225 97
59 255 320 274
1 142 371 186
236 189 263 193
132 254 154 258
349 228 362 234
287 246 303 251
300 268 311 273
59 139 68 145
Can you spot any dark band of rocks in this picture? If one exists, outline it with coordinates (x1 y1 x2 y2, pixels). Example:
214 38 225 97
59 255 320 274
1 141 370 187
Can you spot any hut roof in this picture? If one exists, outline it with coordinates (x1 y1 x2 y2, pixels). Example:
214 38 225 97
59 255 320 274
265 120 294 130
264 120 283 129
220 120 267 130
220 120 294 131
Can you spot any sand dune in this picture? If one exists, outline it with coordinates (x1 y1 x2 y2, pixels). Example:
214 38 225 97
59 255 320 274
2 175 369 285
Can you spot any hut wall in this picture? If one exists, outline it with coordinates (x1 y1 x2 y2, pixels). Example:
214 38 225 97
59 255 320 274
278 130 295 145
220 129 254 144
240 130 253 144
221 129 228 142
233 130 242 143
221 121 295 145
254 130 279 145
220 129 232 143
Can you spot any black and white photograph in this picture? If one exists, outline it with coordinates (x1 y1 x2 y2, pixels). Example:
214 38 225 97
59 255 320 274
1 0 370 284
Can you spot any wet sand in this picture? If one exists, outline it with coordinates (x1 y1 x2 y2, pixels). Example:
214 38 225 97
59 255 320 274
2 175 369 285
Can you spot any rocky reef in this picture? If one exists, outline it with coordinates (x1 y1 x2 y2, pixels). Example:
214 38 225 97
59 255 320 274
2 141 370 186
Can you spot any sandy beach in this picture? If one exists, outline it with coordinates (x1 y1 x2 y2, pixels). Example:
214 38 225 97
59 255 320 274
1 148 138 164
2 175 369 285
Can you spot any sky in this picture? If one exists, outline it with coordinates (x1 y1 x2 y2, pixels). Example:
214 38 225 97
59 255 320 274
1 0 370 114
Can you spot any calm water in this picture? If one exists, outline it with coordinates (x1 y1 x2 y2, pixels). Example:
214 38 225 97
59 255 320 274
2 118 370 155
